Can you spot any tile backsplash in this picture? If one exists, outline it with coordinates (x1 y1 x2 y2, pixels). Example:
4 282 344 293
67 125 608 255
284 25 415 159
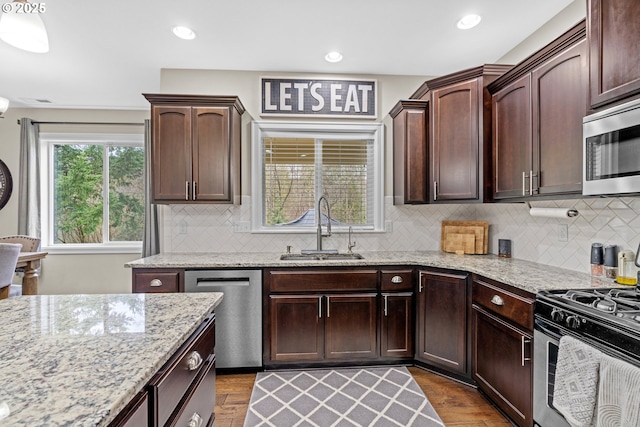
162 196 640 274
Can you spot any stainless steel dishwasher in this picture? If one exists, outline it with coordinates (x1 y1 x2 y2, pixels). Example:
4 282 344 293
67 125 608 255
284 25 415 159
185 269 262 369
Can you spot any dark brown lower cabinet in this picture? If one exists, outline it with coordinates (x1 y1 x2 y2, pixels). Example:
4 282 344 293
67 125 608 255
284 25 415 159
325 294 378 359
416 270 470 377
267 292 377 365
269 295 324 362
381 292 414 358
473 305 532 427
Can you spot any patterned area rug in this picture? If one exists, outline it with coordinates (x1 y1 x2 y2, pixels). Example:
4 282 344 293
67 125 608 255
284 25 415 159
243 366 445 427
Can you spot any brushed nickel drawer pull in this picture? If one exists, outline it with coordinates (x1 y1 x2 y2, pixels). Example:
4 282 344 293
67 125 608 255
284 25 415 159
490 295 504 306
187 412 203 427
150 279 163 287
186 351 203 371
391 275 403 284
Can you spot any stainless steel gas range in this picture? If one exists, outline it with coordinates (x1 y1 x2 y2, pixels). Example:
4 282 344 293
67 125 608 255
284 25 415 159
533 287 640 427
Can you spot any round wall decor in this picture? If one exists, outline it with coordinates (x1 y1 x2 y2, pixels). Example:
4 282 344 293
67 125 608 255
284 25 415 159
0 159 13 210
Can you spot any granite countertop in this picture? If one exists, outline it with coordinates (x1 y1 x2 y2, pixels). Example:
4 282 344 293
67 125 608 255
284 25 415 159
0 292 223 426
126 250 621 294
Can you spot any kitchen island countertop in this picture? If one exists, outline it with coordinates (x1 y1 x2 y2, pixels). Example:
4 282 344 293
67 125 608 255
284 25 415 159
126 251 619 294
0 292 223 426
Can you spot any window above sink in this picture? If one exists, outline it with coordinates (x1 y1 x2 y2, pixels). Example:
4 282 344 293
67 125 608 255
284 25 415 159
251 121 384 234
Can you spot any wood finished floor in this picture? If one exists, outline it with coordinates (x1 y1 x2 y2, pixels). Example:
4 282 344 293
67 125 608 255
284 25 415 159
215 366 512 427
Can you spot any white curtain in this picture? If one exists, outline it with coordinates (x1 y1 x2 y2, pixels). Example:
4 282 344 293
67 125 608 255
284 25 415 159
142 119 159 257
17 118 41 237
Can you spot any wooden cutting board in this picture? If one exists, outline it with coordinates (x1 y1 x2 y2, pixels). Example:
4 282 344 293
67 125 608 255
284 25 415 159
441 220 489 254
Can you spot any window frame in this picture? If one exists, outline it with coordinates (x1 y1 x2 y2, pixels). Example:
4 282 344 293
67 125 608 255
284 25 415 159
39 132 144 254
251 121 385 233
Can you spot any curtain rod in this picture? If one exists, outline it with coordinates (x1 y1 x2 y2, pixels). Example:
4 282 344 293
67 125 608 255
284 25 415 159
17 119 144 126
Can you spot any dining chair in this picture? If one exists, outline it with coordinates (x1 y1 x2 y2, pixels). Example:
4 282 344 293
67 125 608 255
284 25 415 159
0 235 41 296
0 243 22 299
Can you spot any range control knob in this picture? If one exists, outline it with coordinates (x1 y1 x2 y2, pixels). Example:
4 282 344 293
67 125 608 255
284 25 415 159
550 308 565 323
566 315 581 329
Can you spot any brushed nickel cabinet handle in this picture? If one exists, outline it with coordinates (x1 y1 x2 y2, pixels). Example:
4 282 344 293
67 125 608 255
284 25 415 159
521 336 532 366
530 170 535 196
187 412 203 427
522 171 527 196
326 296 330 318
391 275 403 284
186 351 203 371
490 295 504 306
150 279 163 287
185 181 189 201
193 181 197 200
384 294 388 317
434 181 438 201
318 296 322 319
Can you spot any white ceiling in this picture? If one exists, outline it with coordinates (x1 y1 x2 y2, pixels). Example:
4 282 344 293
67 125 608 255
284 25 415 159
0 0 575 111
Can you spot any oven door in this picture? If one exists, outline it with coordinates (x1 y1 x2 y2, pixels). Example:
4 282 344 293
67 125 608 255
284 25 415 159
533 318 570 427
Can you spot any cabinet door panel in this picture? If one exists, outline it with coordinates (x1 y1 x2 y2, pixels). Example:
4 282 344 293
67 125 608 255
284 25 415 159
381 293 413 358
270 296 324 361
192 107 231 202
325 294 377 360
589 0 640 108
431 80 479 201
152 106 192 202
533 40 587 195
492 75 532 199
473 306 532 427
417 271 468 374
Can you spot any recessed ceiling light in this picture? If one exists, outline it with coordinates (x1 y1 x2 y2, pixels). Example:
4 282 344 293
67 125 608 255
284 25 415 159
325 51 343 63
456 14 481 30
172 26 196 40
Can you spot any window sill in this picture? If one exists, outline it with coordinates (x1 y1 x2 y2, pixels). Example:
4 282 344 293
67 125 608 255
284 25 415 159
42 243 142 255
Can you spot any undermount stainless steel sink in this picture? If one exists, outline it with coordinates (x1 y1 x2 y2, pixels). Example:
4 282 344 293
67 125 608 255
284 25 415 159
279 252 364 261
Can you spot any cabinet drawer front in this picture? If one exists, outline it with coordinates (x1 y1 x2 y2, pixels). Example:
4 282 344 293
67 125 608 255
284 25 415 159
155 319 216 426
380 270 413 291
133 269 182 293
170 356 216 427
472 279 534 331
269 270 377 292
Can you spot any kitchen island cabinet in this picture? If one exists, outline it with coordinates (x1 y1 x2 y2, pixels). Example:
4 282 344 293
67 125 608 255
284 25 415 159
0 293 222 427
143 94 244 204
416 269 470 380
472 275 534 427
490 20 587 200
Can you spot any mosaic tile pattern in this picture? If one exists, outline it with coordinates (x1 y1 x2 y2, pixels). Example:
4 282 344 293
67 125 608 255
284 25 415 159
163 196 640 274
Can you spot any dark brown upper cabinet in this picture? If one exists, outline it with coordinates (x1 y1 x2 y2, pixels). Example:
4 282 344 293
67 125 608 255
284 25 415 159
489 20 587 200
425 66 510 203
588 0 640 110
143 94 244 204
390 65 510 205
390 100 429 204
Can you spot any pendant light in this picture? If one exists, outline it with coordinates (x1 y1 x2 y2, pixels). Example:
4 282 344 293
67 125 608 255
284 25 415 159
0 0 49 53
0 97 8 116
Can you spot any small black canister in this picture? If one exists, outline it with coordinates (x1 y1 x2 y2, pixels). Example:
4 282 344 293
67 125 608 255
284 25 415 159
604 244 618 279
590 243 604 276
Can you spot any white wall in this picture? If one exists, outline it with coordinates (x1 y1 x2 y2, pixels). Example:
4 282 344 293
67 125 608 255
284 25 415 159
0 107 148 294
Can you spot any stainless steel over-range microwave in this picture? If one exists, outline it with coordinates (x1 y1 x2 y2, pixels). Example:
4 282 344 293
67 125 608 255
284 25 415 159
583 98 640 196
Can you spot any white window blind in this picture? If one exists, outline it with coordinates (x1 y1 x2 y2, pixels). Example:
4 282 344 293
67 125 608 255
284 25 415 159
263 137 373 226
252 122 384 232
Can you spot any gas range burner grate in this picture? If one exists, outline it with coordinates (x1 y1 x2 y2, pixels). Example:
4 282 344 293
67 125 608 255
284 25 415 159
561 288 640 322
